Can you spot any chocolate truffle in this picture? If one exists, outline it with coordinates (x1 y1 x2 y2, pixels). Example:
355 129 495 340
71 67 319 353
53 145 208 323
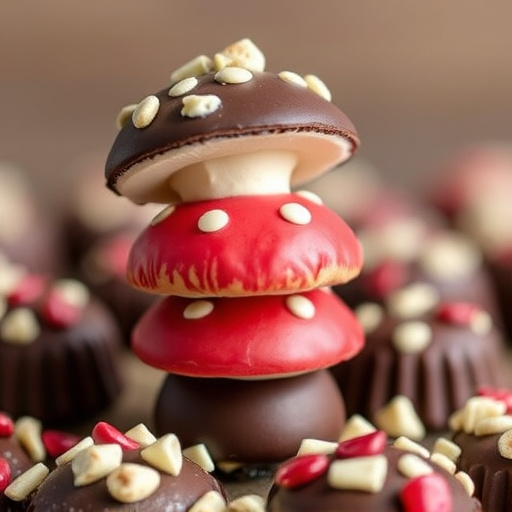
331 282 510 431
267 436 480 512
0 266 124 425
27 428 226 512
155 370 345 465
450 391 512 512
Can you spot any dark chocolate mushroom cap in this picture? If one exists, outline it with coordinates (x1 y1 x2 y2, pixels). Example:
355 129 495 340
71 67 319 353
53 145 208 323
105 71 359 205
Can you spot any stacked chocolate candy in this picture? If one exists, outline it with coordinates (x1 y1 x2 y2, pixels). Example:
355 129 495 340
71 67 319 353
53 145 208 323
104 39 364 470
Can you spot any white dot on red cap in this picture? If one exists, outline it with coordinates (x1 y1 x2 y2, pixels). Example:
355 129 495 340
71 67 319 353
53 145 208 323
183 300 214 320
151 205 176 226
279 203 312 225
294 190 323 205
286 295 315 319
198 210 229 232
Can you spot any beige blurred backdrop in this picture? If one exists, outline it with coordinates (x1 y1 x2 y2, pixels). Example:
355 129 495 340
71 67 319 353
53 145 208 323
1 0 511 211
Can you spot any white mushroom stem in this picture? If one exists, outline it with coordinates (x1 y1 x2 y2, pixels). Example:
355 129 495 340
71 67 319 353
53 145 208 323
167 150 297 202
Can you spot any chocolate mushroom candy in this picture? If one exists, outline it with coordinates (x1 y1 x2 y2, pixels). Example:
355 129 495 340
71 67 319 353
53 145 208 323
105 53 359 205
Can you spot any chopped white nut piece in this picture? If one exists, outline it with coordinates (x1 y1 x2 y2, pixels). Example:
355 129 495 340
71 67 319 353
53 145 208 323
430 452 456 474
470 310 493 335
293 190 323 205
393 436 430 459
278 71 308 87
214 67 253 84
297 438 338 456
327 455 388 493
189 490 227 512
1 308 40 345
432 437 461 463
455 471 475 496
151 205 175 226
339 415 377 442
392 321 432 354
386 283 439 319
304 74 332 101
170 55 213 83
72 444 123 486
56 436 94 466
214 38 265 72
397 453 433 479
124 424 157 448
169 77 199 97
498 429 512 459
355 302 384 334
475 415 512 436
286 295 315 320
216 461 244 473
461 397 506 434
183 444 215 473
116 104 137 130
198 209 229 232
184 300 214 320
53 279 90 309
141 433 182 476
107 463 161 503
228 494 266 512
448 408 464 432
279 203 312 225
132 95 160 129
181 94 221 118
374 396 426 440
15 416 45 462
4 463 49 501
0 262 26 295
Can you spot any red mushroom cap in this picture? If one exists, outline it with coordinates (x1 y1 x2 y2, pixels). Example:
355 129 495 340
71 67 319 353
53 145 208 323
105 70 359 205
127 193 363 297
132 288 364 378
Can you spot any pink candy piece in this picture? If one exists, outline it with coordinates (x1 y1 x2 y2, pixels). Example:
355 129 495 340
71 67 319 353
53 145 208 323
401 473 452 512
40 290 82 328
363 261 408 298
275 454 330 489
92 422 139 451
0 457 11 493
436 302 482 327
0 412 14 437
478 386 512 414
335 430 387 459
42 430 81 457
7 274 46 306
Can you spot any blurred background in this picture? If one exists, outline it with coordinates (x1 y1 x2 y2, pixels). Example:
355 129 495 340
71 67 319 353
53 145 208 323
1 0 511 211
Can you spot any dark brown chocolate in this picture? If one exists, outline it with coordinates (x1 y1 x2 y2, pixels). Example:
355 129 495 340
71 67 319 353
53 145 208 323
267 445 481 512
27 449 225 512
331 296 510 431
105 71 359 203
155 370 345 464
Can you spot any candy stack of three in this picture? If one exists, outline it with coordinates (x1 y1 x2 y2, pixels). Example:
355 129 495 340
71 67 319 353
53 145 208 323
104 40 365 469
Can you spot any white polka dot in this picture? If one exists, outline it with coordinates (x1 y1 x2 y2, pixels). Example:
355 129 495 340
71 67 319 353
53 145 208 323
151 205 176 226
392 321 432 353
198 210 229 232
355 302 384 334
279 203 312 225
183 300 214 320
294 190 324 205
386 283 439 319
286 295 316 319
132 95 160 128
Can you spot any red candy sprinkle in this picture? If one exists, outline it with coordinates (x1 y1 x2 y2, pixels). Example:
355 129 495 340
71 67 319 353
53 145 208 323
0 457 11 493
335 430 387 459
478 386 512 414
42 430 81 458
436 302 482 327
0 412 14 437
7 274 47 307
363 261 408 298
40 290 82 328
275 454 330 489
92 422 139 451
401 473 452 512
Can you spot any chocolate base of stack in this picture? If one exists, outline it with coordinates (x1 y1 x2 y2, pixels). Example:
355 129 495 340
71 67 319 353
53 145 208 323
154 370 345 467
